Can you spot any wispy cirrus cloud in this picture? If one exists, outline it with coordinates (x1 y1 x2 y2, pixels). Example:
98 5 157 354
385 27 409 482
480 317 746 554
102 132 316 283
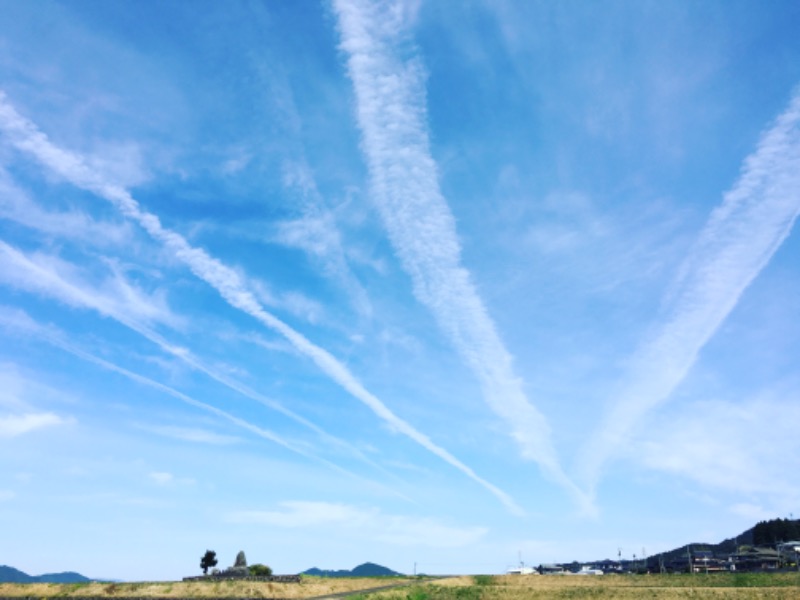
0 361 77 415
249 278 327 325
141 424 242 446
579 86 800 490
0 411 73 438
332 0 587 509
253 57 372 318
0 306 390 490
148 471 175 485
148 471 195 486
0 92 519 514
0 365 73 475
0 247 377 471
276 160 373 318
0 240 178 330
227 500 488 547
0 168 133 247
632 392 800 504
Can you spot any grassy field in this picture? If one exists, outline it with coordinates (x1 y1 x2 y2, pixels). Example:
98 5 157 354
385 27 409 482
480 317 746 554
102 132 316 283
2 573 800 600
353 573 800 600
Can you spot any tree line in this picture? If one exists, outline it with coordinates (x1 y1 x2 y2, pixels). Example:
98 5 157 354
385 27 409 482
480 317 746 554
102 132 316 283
752 518 800 545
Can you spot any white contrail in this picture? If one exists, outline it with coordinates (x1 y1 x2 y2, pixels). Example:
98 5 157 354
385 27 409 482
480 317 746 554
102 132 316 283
0 239 384 468
332 0 589 509
0 306 396 492
0 91 521 514
578 86 800 489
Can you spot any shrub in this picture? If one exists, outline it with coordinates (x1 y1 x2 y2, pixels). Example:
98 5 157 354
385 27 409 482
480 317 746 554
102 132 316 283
406 589 429 600
249 563 273 577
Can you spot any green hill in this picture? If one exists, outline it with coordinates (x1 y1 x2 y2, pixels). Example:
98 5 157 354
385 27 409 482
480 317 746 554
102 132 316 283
0 565 92 583
302 562 402 577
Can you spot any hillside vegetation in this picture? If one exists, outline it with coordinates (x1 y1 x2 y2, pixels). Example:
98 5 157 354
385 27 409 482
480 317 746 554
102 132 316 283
646 518 800 569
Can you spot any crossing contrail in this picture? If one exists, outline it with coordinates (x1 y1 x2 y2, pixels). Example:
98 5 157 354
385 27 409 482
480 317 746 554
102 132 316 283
0 238 393 473
332 0 591 512
0 90 522 514
0 305 407 497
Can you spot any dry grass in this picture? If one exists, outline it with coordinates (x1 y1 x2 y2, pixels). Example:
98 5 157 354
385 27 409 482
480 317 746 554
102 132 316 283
3 574 800 600
426 577 475 588
0 577 418 599
362 573 800 600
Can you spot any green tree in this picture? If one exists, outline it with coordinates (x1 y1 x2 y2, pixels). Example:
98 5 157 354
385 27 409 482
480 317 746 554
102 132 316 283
200 550 218 575
249 564 272 577
753 518 800 545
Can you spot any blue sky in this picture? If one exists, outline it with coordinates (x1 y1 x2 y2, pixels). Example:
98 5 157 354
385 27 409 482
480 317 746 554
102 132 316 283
1 0 799 581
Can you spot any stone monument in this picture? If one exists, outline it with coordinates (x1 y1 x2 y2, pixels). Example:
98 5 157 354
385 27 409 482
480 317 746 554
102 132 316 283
223 550 249 577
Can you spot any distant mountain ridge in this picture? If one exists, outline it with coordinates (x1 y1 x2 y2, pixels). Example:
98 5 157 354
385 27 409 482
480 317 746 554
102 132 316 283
0 565 92 583
301 562 402 577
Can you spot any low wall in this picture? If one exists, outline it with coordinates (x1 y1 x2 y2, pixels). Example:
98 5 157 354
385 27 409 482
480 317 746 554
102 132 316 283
181 575 301 583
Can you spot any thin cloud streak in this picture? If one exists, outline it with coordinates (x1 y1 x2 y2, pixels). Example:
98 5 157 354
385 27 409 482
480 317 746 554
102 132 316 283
141 424 242 446
227 500 489 547
0 411 72 438
578 86 800 489
279 159 373 319
333 0 586 509
0 91 520 514
0 238 386 475
249 56 372 317
0 168 132 247
0 306 397 494
0 241 177 330
634 395 800 502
